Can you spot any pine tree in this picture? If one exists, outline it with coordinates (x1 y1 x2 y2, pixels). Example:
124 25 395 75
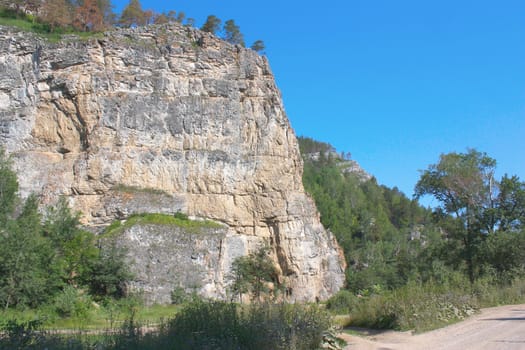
250 40 265 54
201 15 221 34
223 19 244 46
119 0 146 27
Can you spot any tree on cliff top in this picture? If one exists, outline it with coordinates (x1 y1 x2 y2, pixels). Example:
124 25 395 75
119 0 147 27
223 19 244 46
74 0 105 32
201 14 221 34
250 40 265 54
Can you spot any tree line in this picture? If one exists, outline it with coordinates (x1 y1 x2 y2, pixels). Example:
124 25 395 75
299 137 525 293
0 0 265 53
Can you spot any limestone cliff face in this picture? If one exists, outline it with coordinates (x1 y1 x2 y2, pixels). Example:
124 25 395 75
0 23 345 302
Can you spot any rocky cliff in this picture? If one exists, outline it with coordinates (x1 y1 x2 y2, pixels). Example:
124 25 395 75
0 23 345 302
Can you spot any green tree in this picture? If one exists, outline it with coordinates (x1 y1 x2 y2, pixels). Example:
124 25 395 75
222 19 244 46
0 149 18 225
118 0 146 27
0 196 58 309
0 151 132 308
175 11 185 23
494 175 525 232
298 137 434 292
230 247 279 302
250 40 265 54
415 149 524 282
152 12 170 24
84 240 131 299
201 14 221 34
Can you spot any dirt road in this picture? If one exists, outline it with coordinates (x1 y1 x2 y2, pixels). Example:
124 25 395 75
340 303 525 350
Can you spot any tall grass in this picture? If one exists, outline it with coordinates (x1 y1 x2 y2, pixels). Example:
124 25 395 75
0 301 332 349
328 276 525 333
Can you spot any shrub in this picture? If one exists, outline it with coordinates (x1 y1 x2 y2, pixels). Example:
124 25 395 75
326 289 358 314
53 286 93 319
346 281 479 332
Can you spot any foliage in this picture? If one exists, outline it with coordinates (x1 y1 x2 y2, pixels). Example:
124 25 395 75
52 285 93 319
251 39 265 54
83 240 131 300
230 246 281 302
327 280 478 332
415 149 525 282
0 149 132 310
166 300 331 350
170 287 198 305
0 193 59 310
118 0 147 27
298 137 433 292
40 0 72 32
1 3 266 51
73 0 105 32
200 14 221 34
0 6 103 40
0 149 18 223
223 19 245 46
0 301 332 349
300 138 525 302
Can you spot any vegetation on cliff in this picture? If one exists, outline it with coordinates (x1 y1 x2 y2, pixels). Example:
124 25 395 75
0 1 265 52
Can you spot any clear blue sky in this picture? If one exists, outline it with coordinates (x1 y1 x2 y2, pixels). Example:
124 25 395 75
113 0 525 201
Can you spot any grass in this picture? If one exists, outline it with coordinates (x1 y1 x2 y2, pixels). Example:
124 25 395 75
103 212 224 237
0 301 180 332
111 184 172 197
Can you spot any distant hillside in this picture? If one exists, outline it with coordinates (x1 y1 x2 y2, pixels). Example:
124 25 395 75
298 136 371 182
298 136 433 291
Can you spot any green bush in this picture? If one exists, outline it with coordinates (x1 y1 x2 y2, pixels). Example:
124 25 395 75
345 280 480 332
326 290 358 314
53 286 93 319
170 287 199 305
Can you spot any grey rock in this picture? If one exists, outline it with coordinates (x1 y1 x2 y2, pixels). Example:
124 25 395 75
0 23 345 302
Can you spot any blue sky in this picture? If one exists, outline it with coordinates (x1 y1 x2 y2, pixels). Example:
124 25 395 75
113 0 525 201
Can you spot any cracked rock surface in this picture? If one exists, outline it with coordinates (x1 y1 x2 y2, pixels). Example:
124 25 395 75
0 23 345 302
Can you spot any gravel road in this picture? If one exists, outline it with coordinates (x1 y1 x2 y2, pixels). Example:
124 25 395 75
340 303 525 350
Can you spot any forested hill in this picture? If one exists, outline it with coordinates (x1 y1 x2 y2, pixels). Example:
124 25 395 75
298 136 525 294
298 136 433 291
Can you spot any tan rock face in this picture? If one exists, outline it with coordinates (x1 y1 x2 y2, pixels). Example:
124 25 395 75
0 24 345 302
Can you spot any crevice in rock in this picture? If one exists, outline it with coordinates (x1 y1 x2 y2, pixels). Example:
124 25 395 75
266 218 293 277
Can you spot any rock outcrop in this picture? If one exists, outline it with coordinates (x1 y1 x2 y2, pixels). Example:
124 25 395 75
0 23 345 302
